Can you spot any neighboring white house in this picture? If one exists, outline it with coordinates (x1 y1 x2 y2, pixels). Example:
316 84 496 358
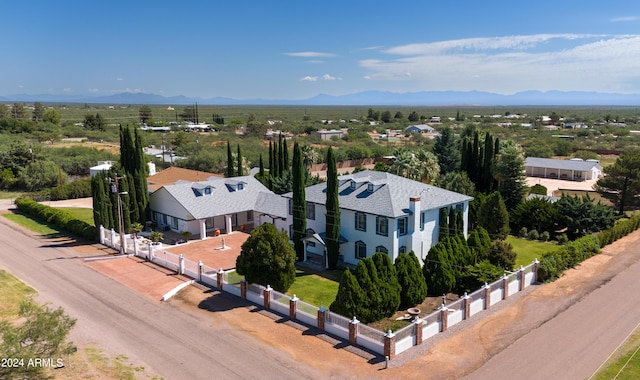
89 161 156 177
281 170 472 268
525 157 603 181
404 124 435 134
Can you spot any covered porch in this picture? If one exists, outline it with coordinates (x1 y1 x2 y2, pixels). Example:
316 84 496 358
300 232 348 270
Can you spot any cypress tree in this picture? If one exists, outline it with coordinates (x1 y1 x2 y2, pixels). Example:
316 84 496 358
423 243 456 295
353 259 383 322
325 147 341 269
483 133 494 193
283 137 289 171
278 134 285 175
471 131 480 185
439 207 449 237
395 252 428 309
236 144 244 176
449 207 457 236
126 172 140 225
273 138 280 179
292 142 306 261
259 154 264 179
330 269 366 319
372 252 401 317
226 141 234 178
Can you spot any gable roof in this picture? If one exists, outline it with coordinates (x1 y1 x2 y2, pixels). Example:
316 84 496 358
157 175 279 220
525 157 602 172
285 170 472 218
405 124 434 132
147 166 222 192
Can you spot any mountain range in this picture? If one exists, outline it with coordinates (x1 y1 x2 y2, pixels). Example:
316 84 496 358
1 90 639 106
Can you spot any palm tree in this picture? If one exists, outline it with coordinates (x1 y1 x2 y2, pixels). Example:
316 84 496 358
389 148 440 183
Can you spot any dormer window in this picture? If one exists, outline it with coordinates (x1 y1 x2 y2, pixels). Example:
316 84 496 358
350 181 356 190
204 187 211 195
367 183 373 192
237 183 244 191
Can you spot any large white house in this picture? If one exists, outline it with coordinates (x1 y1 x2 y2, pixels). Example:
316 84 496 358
281 170 472 267
147 170 472 268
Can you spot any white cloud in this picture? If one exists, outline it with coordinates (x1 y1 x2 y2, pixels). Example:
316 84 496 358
63 88 71 92
307 60 324 64
285 51 336 58
302 74 342 82
610 16 640 22
88 88 99 92
361 34 640 94
116 77 124 81
363 76 372 80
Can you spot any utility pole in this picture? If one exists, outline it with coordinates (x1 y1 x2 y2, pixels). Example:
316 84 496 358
110 175 127 254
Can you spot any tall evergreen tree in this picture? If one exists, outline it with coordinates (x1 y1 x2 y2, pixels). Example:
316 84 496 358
353 258 383 322
133 128 149 220
330 269 366 319
325 147 341 269
126 172 140 225
372 252 401 317
395 252 428 309
482 133 494 192
292 142 306 261
259 154 264 178
283 137 289 171
226 141 234 178
278 134 285 174
494 140 527 210
478 191 510 240
433 126 461 175
236 144 244 176
423 243 456 295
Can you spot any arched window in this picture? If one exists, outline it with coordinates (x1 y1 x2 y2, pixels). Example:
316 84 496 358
375 245 388 254
355 241 367 259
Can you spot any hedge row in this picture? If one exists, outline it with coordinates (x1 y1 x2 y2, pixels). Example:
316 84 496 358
14 197 97 240
597 214 640 248
538 214 640 282
49 178 92 201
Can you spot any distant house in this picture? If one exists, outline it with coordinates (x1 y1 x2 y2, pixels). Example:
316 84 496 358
404 124 435 134
312 129 346 140
525 157 603 181
90 160 156 178
562 122 589 129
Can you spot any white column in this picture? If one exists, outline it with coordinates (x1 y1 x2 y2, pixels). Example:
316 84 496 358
200 219 206 240
225 214 233 234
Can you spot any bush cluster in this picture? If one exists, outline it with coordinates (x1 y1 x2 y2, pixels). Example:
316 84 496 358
48 178 92 201
14 197 96 240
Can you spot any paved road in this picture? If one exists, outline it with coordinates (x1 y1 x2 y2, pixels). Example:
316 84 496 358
0 218 322 380
465 240 640 380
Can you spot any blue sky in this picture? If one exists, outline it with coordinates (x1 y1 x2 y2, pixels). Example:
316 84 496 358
3 0 640 100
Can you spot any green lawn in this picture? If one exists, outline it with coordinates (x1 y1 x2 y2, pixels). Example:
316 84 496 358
506 236 557 268
593 329 640 379
59 207 95 225
286 269 341 308
2 213 63 235
0 270 37 321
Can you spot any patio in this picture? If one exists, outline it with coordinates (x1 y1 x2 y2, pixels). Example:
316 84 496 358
162 232 250 271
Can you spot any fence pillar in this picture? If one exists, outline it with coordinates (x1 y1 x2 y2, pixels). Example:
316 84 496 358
463 292 470 320
502 274 509 300
384 330 396 359
178 254 185 275
147 242 154 261
289 294 298 320
349 317 359 344
198 261 203 282
484 283 491 310
263 285 272 310
519 266 526 291
317 307 326 331
240 280 247 299
413 319 423 346
217 269 224 291
532 258 540 283
110 228 116 247
100 225 105 245
133 237 138 257
440 305 448 332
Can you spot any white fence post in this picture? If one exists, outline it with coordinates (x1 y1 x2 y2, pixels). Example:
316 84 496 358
178 254 185 275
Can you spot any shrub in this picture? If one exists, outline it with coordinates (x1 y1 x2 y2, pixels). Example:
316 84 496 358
519 227 528 238
539 231 550 242
557 234 568 244
14 197 96 240
528 229 539 241
489 240 517 271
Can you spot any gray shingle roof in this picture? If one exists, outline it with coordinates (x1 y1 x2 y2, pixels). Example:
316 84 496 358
285 170 472 218
525 157 602 172
160 175 279 220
